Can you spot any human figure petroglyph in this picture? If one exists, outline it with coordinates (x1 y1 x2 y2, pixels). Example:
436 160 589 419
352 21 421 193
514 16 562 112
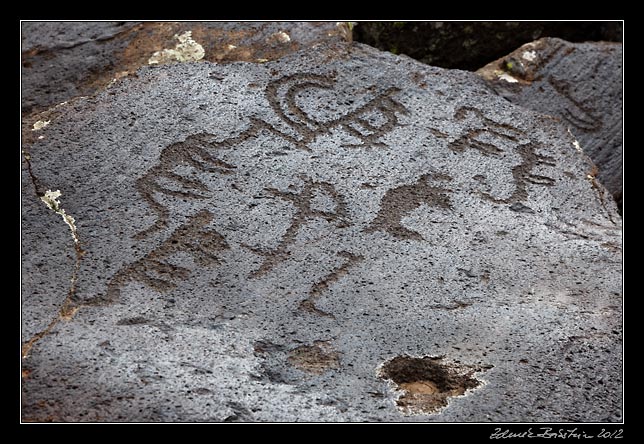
134 73 410 240
118 74 556 321
245 177 351 278
106 72 410 317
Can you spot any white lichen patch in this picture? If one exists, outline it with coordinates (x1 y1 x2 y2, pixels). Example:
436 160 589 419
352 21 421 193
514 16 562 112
573 139 582 152
41 189 80 244
568 129 583 153
41 189 62 212
522 50 537 62
32 120 50 131
273 31 291 43
148 31 205 65
498 72 519 83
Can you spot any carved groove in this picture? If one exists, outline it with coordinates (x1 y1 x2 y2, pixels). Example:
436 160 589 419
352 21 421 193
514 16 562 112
449 106 521 157
299 251 364 317
548 76 602 132
481 142 556 204
266 73 409 149
246 177 351 278
135 73 408 239
448 106 556 205
365 173 453 240
102 210 229 304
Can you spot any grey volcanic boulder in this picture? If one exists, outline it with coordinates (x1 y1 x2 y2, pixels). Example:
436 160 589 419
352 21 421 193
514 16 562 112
21 41 622 422
478 38 623 210
21 21 346 115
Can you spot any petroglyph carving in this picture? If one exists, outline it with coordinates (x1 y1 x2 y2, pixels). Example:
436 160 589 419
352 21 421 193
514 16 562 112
481 142 556 204
547 75 602 132
104 210 229 303
448 107 556 204
299 251 364 317
135 73 409 239
365 173 453 240
246 177 351 278
267 73 409 149
448 106 522 156
134 133 237 239
133 123 310 239
526 41 603 133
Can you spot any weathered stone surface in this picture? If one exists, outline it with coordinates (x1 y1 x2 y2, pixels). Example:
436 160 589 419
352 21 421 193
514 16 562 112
21 21 345 115
353 21 622 71
21 41 622 422
478 38 623 209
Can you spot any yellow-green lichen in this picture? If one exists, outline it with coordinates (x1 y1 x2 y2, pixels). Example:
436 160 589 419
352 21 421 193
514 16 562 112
41 189 79 244
32 120 50 131
148 31 205 65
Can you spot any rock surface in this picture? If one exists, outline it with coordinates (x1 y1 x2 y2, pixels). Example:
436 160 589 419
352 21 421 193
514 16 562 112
478 38 623 209
21 21 346 115
353 21 622 71
21 40 622 422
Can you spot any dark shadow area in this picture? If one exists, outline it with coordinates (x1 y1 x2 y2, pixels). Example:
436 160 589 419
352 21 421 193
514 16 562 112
353 21 622 71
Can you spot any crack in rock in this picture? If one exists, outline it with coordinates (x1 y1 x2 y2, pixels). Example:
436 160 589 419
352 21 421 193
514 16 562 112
22 189 85 359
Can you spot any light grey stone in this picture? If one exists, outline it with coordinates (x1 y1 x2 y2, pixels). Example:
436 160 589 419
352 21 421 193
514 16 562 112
21 41 622 422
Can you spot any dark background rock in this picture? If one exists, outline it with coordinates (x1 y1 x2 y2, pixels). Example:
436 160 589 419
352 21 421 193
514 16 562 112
21 22 139 115
21 21 345 116
478 38 623 211
353 21 622 71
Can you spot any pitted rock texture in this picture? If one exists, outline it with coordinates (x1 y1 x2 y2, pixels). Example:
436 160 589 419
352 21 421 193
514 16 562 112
21 21 345 115
21 41 622 422
478 38 623 210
